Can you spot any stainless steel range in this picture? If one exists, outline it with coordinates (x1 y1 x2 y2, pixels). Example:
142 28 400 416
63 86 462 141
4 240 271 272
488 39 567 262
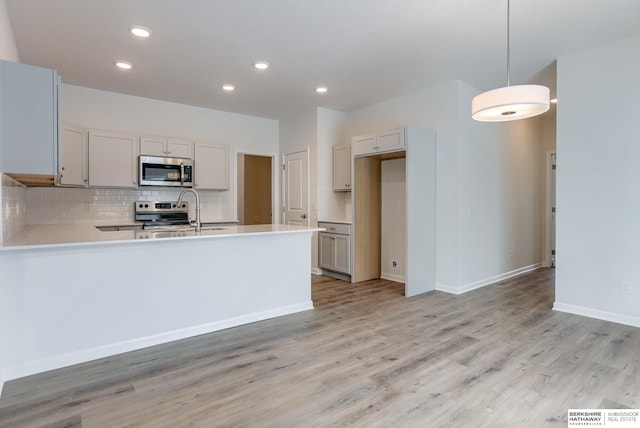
135 200 191 230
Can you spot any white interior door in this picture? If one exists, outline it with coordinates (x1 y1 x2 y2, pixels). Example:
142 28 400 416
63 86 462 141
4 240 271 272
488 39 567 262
284 150 309 226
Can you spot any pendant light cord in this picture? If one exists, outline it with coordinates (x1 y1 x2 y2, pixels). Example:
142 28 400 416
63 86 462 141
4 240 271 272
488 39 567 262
506 0 511 87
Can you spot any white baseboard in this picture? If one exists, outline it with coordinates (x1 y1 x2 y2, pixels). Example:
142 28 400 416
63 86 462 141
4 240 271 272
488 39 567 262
311 267 323 275
553 302 640 329
436 263 543 295
380 272 406 283
2 301 314 384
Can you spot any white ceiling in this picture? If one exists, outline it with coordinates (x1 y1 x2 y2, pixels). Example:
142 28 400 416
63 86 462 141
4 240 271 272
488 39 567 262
6 0 640 120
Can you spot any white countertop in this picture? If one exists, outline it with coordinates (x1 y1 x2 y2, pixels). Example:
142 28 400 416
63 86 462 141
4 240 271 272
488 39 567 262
0 223 321 252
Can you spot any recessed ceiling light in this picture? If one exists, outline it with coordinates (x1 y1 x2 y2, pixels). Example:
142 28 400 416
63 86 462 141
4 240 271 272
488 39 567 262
253 61 270 70
115 60 132 70
222 84 235 92
316 86 328 93
550 98 558 104
129 25 151 38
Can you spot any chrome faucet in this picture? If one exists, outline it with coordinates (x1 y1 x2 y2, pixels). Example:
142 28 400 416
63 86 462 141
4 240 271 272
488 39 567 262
177 188 201 232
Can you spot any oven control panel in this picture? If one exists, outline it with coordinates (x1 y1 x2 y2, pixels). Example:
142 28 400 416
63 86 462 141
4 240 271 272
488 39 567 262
135 201 188 214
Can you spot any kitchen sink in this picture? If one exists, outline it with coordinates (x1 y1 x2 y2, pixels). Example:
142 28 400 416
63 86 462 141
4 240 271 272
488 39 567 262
95 224 143 231
97 224 230 232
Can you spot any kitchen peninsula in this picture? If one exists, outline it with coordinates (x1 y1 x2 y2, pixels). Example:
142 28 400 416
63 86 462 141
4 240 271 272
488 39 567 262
0 224 318 392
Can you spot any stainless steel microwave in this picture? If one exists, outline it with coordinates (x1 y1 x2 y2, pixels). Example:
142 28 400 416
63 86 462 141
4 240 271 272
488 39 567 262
139 155 193 187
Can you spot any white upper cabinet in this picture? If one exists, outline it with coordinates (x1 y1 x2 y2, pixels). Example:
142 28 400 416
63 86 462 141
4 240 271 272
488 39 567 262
58 123 88 187
139 137 166 157
194 142 229 190
351 134 376 157
1 60 59 175
333 144 351 191
377 128 405 153
88 130 139 188
140 136 193 158
352 127 405 157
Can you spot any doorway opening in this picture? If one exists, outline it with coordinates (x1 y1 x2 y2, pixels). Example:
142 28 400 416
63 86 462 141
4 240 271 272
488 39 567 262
237 154 273 225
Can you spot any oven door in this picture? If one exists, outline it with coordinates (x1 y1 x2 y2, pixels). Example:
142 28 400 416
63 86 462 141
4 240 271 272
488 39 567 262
139 156 193 187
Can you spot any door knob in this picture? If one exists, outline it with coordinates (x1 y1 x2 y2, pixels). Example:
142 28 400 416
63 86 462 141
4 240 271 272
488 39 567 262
301 213 307 219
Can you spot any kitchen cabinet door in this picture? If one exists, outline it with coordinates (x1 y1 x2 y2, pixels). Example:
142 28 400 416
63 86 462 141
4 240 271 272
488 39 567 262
352 128 405 157
194 142 229 190
319 232 351 274
319 233 335 271
377 128 405 153
333 234 351 274
140 137 167 156
58 123 88 187
141 137 193 158
167 139 193 158
318 222 352 275
333 144 351 191
1 60 59 175
352 134 376 157
88 130 139 188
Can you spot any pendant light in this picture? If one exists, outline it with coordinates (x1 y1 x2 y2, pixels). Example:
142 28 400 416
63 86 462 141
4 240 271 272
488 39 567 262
472 0 549 122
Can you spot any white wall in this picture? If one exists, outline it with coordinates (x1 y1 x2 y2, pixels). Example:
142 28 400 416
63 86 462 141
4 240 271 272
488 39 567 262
0 0 18 62
457 81 543 289
346 80 543 292
317 107 348 221
555 34 640 327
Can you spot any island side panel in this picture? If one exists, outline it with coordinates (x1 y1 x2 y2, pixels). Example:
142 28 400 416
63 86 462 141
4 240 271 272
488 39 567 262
0 231 314 386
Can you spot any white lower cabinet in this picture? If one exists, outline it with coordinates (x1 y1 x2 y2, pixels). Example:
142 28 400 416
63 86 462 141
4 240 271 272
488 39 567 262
319 222 351 275
88 130 139 188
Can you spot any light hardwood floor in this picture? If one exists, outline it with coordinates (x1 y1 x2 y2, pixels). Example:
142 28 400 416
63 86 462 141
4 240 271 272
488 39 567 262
2 269 640 427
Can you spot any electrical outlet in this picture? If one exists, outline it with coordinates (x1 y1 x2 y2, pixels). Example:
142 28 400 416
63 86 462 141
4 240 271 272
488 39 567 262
392 260 397 269
621 280 633 295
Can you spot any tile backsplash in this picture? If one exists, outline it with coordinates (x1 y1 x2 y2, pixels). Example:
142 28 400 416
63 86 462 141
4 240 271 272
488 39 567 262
1 174 236 240
27 187 235 225
2 174 28 242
